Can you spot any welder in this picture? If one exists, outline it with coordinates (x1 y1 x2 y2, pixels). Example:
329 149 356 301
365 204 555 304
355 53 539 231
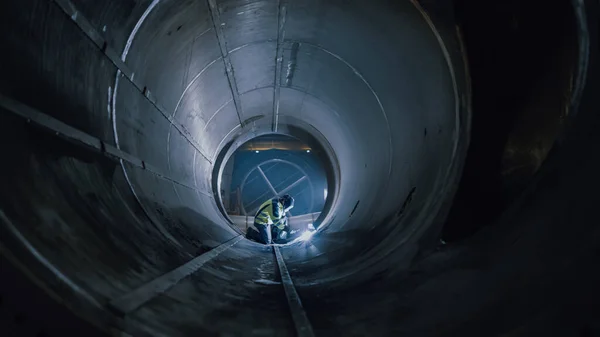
246 194 294 244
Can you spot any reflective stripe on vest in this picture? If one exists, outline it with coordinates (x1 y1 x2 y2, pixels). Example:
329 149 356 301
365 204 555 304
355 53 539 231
255 199 283 225
273 219 286 230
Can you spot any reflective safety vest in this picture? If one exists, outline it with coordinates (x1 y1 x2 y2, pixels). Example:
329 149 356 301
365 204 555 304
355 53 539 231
254 199 285 229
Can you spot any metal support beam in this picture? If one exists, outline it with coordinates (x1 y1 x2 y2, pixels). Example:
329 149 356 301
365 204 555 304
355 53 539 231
207 0 245 126
278 176 307 196
273 247 315 337
240 159 313 215
258 166 279 196
52 0 213 164
0 95 199 248
272 0 288 132
109 235 243 315
0 93 209 196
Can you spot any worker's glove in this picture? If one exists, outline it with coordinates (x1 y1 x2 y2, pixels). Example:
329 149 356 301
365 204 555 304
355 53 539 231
276 216 288 227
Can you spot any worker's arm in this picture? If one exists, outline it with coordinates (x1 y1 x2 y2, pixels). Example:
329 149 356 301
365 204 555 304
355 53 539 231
272 200 282 219
274 216 288 228
272 217 291 243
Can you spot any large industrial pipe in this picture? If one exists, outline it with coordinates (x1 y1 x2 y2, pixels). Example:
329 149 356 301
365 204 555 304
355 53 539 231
0 0 597 336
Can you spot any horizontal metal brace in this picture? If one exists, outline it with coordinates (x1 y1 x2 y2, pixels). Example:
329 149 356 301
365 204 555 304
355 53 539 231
109 235 243 315
0 93 207 196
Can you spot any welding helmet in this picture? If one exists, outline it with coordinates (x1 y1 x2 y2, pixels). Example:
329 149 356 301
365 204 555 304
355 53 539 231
280 194 295 212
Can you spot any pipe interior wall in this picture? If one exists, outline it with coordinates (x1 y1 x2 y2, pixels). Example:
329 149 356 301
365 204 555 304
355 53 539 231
0 0 597 336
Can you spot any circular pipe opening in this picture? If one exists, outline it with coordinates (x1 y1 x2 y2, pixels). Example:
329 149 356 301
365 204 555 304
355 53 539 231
2 0 595 335
212 120 341 236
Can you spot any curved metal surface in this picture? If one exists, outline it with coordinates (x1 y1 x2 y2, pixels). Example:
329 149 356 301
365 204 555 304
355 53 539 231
111 0 184 248
0 0 470 334
1 0 596 336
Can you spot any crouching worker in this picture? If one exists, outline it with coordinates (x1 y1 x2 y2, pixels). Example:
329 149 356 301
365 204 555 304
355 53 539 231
246 194 294 244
